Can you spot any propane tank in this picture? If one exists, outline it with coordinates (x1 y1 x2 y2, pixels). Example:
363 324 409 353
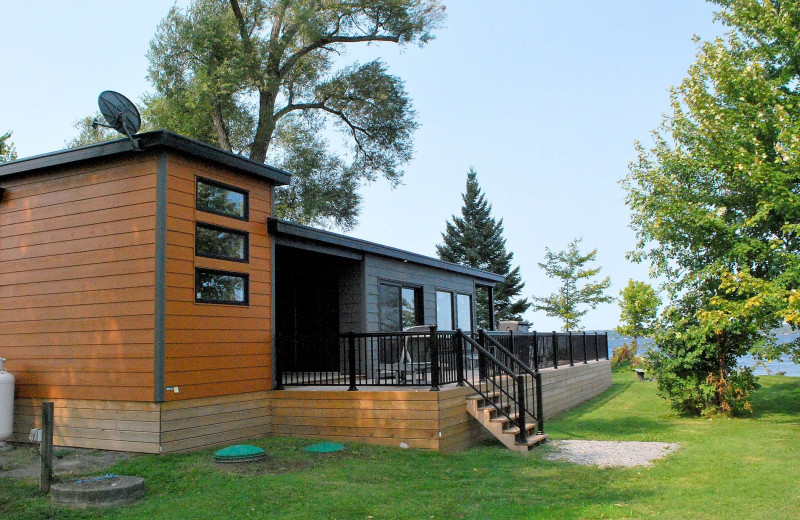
0 358 14 446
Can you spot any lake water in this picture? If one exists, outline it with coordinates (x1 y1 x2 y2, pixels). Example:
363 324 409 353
605 333 800 377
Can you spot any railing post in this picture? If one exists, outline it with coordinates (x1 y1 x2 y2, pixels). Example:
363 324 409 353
583 331 588 364
605 332 609 359
455 329 465 387
429 326 440 391
347 332 358 391
478 329 488 382
552 331 558 369
516 375 528 444
535 373 544 435
532 331 539 371
568 331 574 367
595 331 600 361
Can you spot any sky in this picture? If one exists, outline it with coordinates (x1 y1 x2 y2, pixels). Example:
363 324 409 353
1 1 723 330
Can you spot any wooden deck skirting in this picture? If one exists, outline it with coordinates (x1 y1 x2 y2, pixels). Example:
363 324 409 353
10 361 610 454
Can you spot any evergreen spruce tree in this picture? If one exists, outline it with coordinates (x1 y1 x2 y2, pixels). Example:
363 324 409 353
437 168 529 329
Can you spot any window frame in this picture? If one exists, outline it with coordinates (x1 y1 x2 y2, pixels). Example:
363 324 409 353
195 222 249 263
195 176 250 222
435 289 456 331
456 292 474 332
195 267 250 306
378 281 424 331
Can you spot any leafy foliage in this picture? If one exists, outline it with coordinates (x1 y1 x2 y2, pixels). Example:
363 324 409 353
622 0 800 415
532 238 612 331
0 130 17 162
143 0 444 229
436 168 530 329
615 279 661 354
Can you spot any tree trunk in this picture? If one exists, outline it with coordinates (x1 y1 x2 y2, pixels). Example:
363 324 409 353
250 89 278 162
211 101 233 152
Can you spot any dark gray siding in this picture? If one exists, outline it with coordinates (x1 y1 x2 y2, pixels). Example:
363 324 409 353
339 261 366 333
364 254 477 332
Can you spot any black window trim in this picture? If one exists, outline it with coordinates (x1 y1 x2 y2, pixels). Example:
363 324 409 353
455 292 474 332
196 176 250 222
195 267 250 306
378 280 424 330
195 221 250 263
435 289 456 331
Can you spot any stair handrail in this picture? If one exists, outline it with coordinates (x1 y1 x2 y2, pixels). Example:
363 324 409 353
456 330 531 443
480 332 545 436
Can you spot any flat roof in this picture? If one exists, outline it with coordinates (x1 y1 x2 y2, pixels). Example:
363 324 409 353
268 218 505 284
0 130 291 185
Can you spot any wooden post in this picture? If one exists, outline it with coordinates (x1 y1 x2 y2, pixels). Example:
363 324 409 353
40 402 54 494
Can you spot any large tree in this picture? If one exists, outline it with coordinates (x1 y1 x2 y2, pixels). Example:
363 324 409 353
0 131 17 162
615 279 661 355
532 238 612 331
622 0 800 414
144 0 444 229
437 168 530 329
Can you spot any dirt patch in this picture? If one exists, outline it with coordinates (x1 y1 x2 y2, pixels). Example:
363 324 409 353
0 444 132 480
214 455 315 476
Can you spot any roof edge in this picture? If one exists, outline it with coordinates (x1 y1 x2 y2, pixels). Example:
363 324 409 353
0 130 291 185
268 218 505 284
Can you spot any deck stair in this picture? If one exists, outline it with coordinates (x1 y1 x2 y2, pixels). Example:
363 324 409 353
466 391 547 453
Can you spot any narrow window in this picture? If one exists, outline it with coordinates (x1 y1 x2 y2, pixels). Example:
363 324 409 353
436 290 454 330
401 287 423 329
456 293 473 332
195 223 248 262
196 268 248 305
196 177 248 220
379 284 401 332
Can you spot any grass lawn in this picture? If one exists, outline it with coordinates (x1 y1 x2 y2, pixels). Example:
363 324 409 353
2 372 798 519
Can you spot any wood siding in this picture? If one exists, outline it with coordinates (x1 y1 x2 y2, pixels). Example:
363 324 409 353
270 389 442 450
539 360 612 419
160 391 271 453
12 397 161 453
0 156 158 402
163 155 272 401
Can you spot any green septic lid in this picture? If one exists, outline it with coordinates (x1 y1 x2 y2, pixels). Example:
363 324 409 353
305 442 345 453
214 444 266 462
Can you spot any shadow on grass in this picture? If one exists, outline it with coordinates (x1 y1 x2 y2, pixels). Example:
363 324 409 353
550 379 634 419
752 379 800 421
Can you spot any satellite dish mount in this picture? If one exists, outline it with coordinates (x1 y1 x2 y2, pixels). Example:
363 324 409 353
91 91 142 150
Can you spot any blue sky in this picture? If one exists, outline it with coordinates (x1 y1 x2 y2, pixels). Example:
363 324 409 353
1 1 723 330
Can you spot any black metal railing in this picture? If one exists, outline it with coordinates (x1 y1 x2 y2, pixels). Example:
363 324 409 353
275 329 609 390
484 330 608 369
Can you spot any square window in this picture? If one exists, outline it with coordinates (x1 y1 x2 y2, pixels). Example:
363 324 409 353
196 178 248 220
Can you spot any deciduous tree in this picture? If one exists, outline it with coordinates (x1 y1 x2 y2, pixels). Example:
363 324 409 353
616 279 661 354
622 0 800 414
532 238 612 331
145 0 444 229
437 168 530 329
0 131 17 162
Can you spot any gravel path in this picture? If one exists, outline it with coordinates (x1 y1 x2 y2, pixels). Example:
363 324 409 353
543 440 680 468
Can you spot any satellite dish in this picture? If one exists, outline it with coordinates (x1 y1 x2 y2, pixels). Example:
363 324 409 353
91 91 141 149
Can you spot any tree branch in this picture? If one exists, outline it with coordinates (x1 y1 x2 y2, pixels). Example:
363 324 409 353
279 34 400 79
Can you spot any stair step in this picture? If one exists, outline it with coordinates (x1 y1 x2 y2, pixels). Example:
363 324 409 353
502 422 538 435
466 391 500 401
478 402 509 413
490 413 518 423
515 434 547 449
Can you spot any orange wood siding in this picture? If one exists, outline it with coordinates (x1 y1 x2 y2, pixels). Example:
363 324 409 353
163 155 272 401
0 156 158 402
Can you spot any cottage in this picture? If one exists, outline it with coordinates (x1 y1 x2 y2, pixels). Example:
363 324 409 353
0 132 610 453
